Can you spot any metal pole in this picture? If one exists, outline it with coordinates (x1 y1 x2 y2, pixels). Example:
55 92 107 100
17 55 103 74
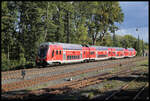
136 28 140 56
142 38 144 56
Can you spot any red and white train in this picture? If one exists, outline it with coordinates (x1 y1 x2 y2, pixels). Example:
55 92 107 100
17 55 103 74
36 42 136 66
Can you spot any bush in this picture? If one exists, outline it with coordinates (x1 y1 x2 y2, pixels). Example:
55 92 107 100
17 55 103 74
19 53 26 67
2 53 10 71
2 52 36 71
88 92 94 99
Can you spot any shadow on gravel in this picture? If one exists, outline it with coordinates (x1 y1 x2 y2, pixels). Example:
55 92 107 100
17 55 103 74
2 87 77 101
2 85 149 101
140 64 149 67
91 86 149 101
106 72 149 83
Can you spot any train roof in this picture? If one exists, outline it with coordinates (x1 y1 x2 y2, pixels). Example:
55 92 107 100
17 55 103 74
90 45 109 50
40 42 82 50
56 42 82 50
114 47 125 51
40 42 134 51
127 48 135 51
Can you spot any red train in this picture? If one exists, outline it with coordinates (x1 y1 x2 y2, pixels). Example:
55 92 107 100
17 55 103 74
36 42 136 66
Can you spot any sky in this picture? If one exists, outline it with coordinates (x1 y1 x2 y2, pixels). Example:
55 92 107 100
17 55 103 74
115 1 149 43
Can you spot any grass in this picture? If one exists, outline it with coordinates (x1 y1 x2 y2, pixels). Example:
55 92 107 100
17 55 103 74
104 83 114 89
88 92 94 99
136 59 148 67
27 83 48 90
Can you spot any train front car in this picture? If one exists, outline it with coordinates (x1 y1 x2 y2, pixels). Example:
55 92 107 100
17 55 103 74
127 48 136 57
36 43 50 66
58 42 83 64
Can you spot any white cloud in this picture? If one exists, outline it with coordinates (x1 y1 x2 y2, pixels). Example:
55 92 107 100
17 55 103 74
119 2 148 28
116 2 149 43
115 27 149 43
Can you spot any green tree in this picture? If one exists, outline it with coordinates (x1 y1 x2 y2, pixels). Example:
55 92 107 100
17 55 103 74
84 2 124 45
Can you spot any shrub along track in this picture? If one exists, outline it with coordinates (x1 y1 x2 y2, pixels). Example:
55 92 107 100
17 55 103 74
2 62 145 100
2 57 146 81
2 57 147 93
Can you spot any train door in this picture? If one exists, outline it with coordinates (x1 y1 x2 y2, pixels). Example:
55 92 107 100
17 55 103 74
51 46 62 62
51 47 55 61
81 51 82 59
55 47 63 61
82 48 85 59
108 48 111 57
63 50 66 60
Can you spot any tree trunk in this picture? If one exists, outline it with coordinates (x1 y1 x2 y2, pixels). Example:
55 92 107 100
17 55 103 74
92 34 96 45
44 2 49 42
8 45 10 61
66 11 70 43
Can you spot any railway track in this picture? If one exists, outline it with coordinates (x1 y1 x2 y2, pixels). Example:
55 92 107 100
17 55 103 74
2 57 146 81
2 57 146 93
133 83 149 100
105 70 148 100
2 63 145 100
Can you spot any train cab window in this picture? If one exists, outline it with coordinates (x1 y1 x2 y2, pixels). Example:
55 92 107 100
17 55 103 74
52 50 54 58
38 45 48 58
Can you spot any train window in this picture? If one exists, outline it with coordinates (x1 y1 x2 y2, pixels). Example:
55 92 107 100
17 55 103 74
38 45 48 58
90 51 94 55
70 56 71 60
56 50 58 55
60 50 61 55
109 51 111 54
52 50 54 58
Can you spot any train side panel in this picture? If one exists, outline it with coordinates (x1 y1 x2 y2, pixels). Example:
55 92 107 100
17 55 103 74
36 42 137 66
89 47 96 60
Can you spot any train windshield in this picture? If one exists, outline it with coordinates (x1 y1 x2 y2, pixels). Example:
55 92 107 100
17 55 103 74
38 45 49 58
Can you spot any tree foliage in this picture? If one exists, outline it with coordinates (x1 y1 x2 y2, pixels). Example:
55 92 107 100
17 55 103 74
1 1 147 71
